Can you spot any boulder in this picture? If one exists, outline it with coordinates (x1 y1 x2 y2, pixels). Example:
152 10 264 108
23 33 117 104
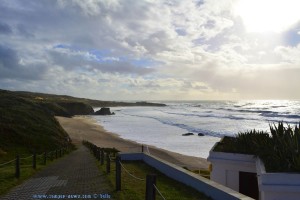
94 107 114 115
198 133 205 136
182 133 194 136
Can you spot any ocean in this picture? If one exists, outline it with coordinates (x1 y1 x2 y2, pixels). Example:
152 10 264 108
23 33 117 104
92 100 300 158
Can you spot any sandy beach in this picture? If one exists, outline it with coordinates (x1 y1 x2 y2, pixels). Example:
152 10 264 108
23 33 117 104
56 116 210 170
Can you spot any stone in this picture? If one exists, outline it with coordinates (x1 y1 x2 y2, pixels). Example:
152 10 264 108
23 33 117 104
182 133 194 136
94 107 114 115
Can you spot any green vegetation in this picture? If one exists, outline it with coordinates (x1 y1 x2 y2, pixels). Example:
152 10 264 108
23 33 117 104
83 140 211 200
9 89 166 108
0 89 77 195
0 162 39 195
0 89 165 196
2 90 95 117
0 88 165 162
100 160 212 200
214 122 300 172
0 90 73 162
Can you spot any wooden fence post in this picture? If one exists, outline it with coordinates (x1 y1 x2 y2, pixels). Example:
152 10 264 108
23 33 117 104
100 149 104 165
93 145 96 157
33 152 36 169
97 148 100 161
106 152 110 173
15 155 20 178
44 152 47 165
116 155 121 191
145 174 156 200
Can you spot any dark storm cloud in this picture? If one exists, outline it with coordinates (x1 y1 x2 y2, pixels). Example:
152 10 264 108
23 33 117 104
0 22 12 35
17 24 34 38
0 45 19 69
0 45 46 80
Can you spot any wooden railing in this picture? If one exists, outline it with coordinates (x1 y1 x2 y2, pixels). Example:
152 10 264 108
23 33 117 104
0 145 71 179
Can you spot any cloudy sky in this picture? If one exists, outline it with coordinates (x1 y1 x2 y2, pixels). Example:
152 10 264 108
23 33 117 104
1 0 300 100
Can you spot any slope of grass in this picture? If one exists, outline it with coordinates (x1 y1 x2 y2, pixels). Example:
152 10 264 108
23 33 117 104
0 90 71 162
13 90 166 107
99 160 212 200
0 88 165 162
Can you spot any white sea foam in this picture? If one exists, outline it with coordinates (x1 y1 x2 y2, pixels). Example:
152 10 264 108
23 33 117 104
92 100 300 158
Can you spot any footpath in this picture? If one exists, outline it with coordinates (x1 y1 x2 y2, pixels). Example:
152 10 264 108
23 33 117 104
0 146 114 200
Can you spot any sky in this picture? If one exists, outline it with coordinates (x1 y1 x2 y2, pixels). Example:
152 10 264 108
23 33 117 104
0 0 300 101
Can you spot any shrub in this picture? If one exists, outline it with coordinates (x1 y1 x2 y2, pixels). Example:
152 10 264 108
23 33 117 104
214 122 300 172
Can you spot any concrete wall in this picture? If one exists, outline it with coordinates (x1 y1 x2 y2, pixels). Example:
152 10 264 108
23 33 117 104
119 152 253 200
256 159 300 200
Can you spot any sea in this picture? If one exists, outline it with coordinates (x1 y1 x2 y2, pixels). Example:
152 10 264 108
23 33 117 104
92 100 300 158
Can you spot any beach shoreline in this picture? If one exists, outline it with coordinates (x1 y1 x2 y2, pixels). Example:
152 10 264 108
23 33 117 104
56 116 210 170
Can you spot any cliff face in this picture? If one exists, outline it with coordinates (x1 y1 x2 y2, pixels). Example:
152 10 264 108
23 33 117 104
56 102 94 116
36 101 94 117
37 102 71 117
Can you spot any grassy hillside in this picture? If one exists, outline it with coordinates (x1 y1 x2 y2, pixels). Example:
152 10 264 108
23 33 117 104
14 90 166 107
0 89 165 162
12 91 95 116
0 90 71 161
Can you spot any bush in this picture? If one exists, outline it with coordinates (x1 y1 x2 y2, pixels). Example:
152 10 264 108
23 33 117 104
214 122 300 172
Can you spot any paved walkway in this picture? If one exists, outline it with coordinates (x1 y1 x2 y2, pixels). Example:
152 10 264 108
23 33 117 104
1 146 114 200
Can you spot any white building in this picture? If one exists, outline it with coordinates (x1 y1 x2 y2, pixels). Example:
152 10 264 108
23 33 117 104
208 142 300 200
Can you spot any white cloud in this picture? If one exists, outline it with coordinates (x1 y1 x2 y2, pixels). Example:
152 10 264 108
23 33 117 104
274 44 300 64
1 0 300 100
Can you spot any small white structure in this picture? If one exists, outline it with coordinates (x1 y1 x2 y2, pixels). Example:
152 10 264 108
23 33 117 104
208 141 300 200
256 159 300 200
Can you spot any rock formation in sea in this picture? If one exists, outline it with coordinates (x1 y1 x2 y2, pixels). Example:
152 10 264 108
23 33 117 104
94 107 115 115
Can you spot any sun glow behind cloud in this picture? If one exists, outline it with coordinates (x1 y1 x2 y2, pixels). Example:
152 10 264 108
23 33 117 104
0 0 300 100
234 0 300 33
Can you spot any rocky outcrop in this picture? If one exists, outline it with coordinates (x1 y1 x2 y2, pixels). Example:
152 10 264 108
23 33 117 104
182 133 205 136
94 107 115 115
182 133 194 136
